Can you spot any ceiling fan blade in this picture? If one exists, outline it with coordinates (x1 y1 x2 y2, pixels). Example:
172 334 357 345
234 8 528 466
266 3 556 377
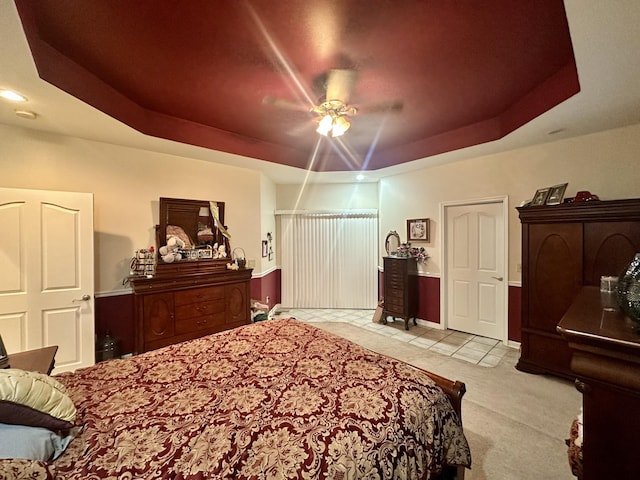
356 100 404 115
325 69 358 103
262 95 310 112
286 118 316 136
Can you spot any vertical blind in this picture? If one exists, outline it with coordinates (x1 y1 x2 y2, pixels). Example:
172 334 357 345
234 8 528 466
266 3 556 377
279 210 378 309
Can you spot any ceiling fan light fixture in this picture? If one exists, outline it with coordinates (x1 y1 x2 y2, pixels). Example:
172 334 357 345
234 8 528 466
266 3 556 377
331 115 350 137
316 114 333 136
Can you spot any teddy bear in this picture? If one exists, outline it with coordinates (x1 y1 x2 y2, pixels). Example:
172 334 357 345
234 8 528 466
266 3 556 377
159 235 185 263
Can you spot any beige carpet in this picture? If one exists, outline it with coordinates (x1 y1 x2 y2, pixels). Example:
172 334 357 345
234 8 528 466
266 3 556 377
312 321 581 480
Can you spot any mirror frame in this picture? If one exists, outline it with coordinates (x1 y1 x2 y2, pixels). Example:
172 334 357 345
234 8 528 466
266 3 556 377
157 197 227 265
385 230 401 256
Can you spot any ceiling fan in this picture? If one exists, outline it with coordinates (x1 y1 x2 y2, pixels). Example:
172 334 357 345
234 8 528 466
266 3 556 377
264 68 402 138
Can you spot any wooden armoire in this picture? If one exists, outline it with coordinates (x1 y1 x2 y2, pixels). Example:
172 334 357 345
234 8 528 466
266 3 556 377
516 198 640 378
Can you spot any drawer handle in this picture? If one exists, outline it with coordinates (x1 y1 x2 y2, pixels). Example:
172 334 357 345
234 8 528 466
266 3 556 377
196 319 207 326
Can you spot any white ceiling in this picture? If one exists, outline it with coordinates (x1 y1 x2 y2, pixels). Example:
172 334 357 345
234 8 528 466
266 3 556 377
1 0 639 184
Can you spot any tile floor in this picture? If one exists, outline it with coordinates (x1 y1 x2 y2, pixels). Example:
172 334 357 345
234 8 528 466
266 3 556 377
273 308 514 367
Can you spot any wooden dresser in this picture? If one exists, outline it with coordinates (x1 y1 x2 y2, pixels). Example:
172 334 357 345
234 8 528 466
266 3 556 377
516 198 640 378
130 262 252 354
383 256 418 330
558 287 640 480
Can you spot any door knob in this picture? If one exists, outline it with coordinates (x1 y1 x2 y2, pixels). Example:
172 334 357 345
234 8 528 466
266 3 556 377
491 276 504 282
72 294 91 302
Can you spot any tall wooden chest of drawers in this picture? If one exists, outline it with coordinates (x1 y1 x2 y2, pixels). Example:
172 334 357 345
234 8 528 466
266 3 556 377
383 256 418 330
130 264 252 354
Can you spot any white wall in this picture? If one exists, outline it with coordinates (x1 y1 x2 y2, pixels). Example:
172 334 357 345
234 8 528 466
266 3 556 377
276 183 379 211
274 183 379 266
0 123 272 294
379 123 640 283
3 121 639 296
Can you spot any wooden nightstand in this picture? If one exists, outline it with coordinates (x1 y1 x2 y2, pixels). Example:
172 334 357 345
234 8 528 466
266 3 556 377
6 346 58 375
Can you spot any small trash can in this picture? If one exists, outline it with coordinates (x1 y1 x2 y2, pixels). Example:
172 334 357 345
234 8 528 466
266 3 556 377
95 331 121 362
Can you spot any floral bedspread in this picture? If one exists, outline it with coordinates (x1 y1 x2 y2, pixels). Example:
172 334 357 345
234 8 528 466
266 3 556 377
51 319 470 479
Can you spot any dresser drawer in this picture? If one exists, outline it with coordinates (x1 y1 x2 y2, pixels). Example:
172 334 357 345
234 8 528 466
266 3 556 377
175 312 225 335
175 299 225 321
385 262 406 276
385 286 404 300
386 275 405 289
175 286 225 306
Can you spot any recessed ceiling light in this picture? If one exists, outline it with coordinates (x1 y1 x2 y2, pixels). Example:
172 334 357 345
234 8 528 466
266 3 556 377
0 90 28 102
15 109 37 120
356 174 365 181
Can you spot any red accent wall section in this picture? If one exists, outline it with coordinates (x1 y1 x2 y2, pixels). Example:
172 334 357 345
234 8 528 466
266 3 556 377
250 268 281 309
95 293 135 355
96 275 521 355
417 276 441 324
508 285 522 342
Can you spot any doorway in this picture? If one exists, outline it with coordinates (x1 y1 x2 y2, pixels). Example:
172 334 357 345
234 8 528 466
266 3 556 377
442 197 508 342
0 187 95 373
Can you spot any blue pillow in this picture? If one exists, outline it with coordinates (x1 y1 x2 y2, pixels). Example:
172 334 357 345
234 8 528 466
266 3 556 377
0 423 73 461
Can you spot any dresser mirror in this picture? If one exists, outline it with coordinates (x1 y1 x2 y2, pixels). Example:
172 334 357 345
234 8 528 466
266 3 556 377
157 197 228 264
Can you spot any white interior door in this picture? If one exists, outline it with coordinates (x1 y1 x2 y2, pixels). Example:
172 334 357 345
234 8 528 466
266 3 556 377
445 200 506 340
0 188 95 373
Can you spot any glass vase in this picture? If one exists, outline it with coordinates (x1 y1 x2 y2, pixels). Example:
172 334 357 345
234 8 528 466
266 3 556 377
616 253 640 324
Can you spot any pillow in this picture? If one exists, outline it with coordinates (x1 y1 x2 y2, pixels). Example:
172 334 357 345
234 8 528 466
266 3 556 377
0 369 75 431
0 423 73 461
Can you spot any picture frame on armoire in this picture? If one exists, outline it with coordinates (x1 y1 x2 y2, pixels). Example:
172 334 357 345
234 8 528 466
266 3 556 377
546 183 568 205
531 187 550 206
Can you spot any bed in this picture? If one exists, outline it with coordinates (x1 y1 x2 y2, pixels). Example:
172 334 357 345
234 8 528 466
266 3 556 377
1 318 471 479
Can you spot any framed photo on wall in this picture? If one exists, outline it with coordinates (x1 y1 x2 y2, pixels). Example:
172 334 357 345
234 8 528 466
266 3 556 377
546 183 568 205
407 218 430 242
261 240 268 258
